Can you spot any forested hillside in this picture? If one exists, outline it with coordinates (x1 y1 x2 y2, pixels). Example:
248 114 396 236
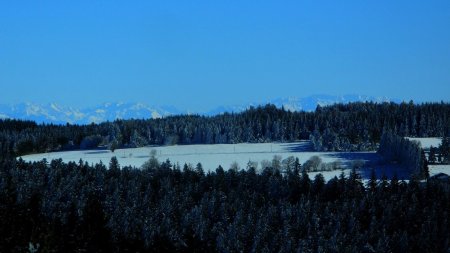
1 102 449 251
1 158 449 252
1 102 449 159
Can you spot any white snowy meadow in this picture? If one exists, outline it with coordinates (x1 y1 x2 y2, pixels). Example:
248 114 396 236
21 138 450 181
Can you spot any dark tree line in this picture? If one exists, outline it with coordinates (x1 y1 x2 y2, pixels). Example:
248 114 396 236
378 131 429 179
428 136 450 164
1 101 449 159
0 157 449 252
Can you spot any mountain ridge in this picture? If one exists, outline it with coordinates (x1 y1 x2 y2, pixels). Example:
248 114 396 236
0 94 401 124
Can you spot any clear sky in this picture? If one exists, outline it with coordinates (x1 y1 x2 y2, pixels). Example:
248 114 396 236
1 1 449 111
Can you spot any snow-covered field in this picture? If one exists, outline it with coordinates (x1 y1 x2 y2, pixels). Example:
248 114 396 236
407 137 442 149
21 141 382 180
429 165 450 177
22 140 449 180
406 137 450 176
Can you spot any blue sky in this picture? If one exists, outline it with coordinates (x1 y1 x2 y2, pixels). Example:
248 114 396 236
1 1 449 111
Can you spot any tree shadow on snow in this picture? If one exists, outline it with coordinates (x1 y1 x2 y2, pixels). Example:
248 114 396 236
134 155 150 158
280 142 314 152
323 152 411 180
84 150 110 155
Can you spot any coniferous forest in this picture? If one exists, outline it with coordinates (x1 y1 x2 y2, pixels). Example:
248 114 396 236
1 102 450 252
1 157 449 252
1 102 449 158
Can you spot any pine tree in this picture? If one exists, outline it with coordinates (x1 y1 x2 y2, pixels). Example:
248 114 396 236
294 157 301 174
109 156 120 171
368 168 377 192
195 162 204 176
311 174 325 194
439 136 450 163
428 146 436 164
420 150 429 179
108 139 119 153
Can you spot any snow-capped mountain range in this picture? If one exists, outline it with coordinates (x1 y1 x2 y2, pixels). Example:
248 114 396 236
0 95 400 124
0 102 182 125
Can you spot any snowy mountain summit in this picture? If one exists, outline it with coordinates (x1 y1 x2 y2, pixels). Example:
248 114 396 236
0 102 181 124
269 95 396 112
210 95 397 114
0 95 399 124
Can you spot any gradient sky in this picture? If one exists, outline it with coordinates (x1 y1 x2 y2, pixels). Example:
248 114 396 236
1 1 449 111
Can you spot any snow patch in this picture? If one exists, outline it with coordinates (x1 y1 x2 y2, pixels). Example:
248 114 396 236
151 111 162 119
26 104 43 116
50 103 61 112
406 137 442 149
429 165 450 177
73 111 85 120
88 116 104 124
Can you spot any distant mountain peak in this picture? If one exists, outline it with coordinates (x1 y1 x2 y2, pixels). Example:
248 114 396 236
0 94 400 124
